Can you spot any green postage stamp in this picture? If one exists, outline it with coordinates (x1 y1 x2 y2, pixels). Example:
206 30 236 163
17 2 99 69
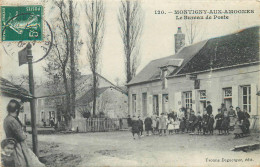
1 5 43 41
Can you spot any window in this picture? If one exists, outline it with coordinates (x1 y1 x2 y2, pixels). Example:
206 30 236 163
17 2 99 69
132 94 137 113
223 87 232 99
184 91 192 109
199 90 206 100
162 70 167 89
242 86 251 112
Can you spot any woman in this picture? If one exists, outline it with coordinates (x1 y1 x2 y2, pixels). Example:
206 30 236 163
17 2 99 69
159 113 167 136
215 109 223 134
4 99 45 167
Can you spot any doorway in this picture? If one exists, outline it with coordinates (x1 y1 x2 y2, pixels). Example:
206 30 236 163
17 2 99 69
142 93 147 117
153 95 159 116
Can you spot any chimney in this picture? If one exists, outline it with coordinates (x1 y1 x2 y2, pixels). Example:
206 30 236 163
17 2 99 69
174 27 185 53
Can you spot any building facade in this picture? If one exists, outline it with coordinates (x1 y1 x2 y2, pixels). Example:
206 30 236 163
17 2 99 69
127 26 259 125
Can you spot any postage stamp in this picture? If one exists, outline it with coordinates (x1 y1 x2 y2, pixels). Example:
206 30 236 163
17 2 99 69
1 5 43 41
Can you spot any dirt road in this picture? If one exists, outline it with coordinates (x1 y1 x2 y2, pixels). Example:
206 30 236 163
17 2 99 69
29 131 260 166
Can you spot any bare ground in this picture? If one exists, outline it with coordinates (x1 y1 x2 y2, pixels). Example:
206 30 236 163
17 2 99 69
27 131 260 167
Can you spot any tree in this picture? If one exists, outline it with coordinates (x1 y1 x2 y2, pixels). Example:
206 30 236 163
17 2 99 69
69 0 76 119
85 0 105 116
43 0 82 129
184 20 202 45
118 0 144 83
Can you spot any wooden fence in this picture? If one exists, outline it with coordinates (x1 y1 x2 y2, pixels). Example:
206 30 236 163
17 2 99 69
72 118 121 132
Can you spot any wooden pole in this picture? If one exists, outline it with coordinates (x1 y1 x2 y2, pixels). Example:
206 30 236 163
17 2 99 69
26 43 39 156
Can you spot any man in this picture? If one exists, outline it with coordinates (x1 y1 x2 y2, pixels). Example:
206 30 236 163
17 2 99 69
236 107 244 122
127 115 132 128
220 103 227 115
144 116 153 136
206 101 212 115
4 99 45 167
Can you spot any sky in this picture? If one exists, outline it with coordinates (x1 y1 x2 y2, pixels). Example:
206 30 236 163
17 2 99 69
1 0 259 85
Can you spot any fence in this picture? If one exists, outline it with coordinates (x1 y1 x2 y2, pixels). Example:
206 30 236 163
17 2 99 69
72 118 121 132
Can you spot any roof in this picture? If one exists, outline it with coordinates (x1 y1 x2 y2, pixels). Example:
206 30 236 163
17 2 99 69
76 87 110 106
0 77 32 101
175 26 259 75
127 40 207 85
128 26 259 86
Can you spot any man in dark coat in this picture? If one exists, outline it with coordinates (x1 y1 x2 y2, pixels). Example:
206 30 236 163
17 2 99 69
138 116 144 136
187 110 197 133
206 101 212 115
236 107 244 122
144 116 153 136
131 116 140 139
127 115 132 127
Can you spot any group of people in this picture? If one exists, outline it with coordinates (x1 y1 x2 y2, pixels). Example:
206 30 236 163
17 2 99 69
1 99 45 167
127 101 251 139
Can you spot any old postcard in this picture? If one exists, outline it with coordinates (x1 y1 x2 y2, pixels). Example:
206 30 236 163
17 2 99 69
0 0 259 166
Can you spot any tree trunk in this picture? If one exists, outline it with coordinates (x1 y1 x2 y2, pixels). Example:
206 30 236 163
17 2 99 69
92 72 97 116
126 1 131 83
69 0 76 118
62 65 71 127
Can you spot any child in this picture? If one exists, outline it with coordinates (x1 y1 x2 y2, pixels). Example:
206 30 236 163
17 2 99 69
215 109 223 135
131 116 140 139
221 112 230 135
233 118 243 138
202 111 209 135
208 114 215 135
138 116 144 137
1 138 16 167
196 112 202 134
173 118 180 134
180 117 186 133
159 113 167 136
155 117 160 135
167 117 174 134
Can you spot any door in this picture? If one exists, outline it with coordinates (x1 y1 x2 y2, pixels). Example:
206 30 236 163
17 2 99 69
142 93 147 117
162 94 169 114
153 95 159 116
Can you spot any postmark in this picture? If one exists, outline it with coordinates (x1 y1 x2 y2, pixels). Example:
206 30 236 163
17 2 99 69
1 5 43 41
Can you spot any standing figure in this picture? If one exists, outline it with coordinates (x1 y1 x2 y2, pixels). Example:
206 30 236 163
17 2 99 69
196 112 202 134
215 109 223 134
202 111 209 135
173 118 180 134
188 110 197 133
155 117 160 135
159 113 167 136
144 116 153 136
236 107 244 122
127 115 132 130
208 114 215 135
131 116 140 139
206 101 213 115
221 112 230 135
233 118 243 138
241 109 250 134
4 99 45 167
220 103 227 115
138 116 144 137
228 106 236 130
151 115 157 134
167 117 174 135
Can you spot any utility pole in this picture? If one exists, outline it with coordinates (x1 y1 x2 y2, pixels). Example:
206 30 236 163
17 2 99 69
26 43 39 156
